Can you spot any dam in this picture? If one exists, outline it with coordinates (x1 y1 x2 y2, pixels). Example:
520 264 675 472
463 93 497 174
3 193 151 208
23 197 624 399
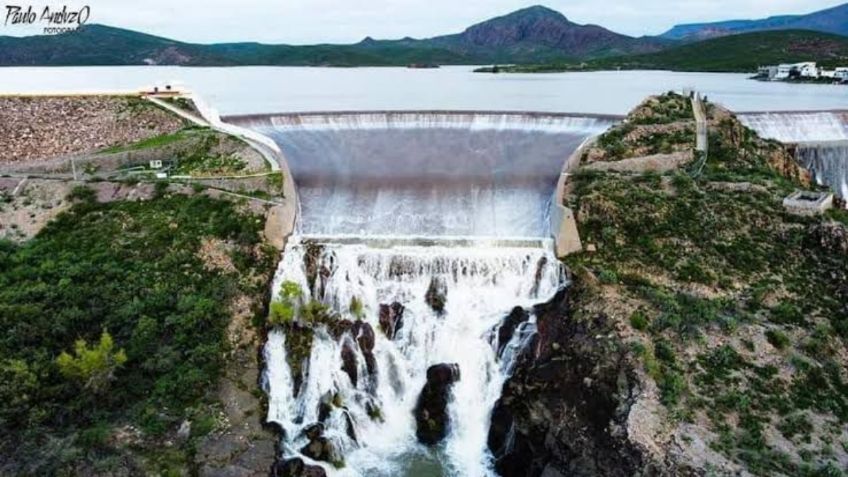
738 111 848 201
227 111 616 239
226 110 614 476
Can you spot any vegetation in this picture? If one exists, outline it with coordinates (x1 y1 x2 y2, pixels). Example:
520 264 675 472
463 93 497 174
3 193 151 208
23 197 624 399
0 189 275 474
566 93 848 474
477 30 848 73
102 126 261 177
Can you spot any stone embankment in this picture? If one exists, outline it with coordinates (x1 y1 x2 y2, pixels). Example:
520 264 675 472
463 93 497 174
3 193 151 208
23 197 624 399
0 96 185 164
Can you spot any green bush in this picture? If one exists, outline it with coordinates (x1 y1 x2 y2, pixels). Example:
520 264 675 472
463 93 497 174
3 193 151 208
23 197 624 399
766 329 791 350
630 310 649 331
56 331 127 394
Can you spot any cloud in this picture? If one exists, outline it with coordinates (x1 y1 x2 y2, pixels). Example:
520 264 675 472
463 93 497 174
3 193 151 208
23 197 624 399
0 0 842 43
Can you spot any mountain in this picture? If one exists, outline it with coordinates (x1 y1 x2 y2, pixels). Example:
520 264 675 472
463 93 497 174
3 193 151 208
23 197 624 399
432 6 667 59
0 6 666 66
661 2 848 41
593 30 848 72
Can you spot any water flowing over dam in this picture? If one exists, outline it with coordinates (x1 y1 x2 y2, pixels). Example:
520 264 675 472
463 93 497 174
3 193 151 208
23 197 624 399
230 111 612 475
738 111 848 201
229 111 615 239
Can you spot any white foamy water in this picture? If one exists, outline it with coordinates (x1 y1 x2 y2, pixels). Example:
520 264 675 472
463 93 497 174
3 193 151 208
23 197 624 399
738 112 848 143
263 237 564 476
253 112 614 133
796 142 848 200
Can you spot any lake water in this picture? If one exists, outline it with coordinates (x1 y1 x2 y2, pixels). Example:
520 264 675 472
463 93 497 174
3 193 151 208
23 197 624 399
0 66 845 115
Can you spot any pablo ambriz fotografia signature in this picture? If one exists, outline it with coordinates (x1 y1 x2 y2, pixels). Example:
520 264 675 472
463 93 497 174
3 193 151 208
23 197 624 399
5 4 91 34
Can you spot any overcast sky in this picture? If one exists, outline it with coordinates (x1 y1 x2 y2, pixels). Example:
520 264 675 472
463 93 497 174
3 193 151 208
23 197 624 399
1 0 843 43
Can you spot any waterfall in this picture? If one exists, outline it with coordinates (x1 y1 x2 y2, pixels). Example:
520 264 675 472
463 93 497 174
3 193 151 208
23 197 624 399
736 112 848 204
796 142 848 200
229 112 612 238
263 237 565 476
738 112 848 143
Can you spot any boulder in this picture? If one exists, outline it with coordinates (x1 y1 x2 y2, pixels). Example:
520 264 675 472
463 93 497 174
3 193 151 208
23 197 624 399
353 320 377 377
340 340 358 387
425 276 448 313
299 424 340 466
496 307 529 357
414 363 460 445
379 302 405 339
272 457 327 477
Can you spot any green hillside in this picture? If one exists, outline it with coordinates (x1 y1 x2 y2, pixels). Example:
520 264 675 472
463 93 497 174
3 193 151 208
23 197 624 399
481 30 848 74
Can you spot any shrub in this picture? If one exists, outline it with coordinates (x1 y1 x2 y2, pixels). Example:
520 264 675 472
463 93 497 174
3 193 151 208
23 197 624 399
598 268 619 284
56 331 127 394
765 329 791 350
630 310 649 331
268 281 303 326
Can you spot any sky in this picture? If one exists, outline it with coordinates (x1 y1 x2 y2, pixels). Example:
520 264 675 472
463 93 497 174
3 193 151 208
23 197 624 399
1 0 843 43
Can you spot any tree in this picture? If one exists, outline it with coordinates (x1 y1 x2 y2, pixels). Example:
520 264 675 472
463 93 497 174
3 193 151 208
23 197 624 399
268 281 303 325
56 331 127 394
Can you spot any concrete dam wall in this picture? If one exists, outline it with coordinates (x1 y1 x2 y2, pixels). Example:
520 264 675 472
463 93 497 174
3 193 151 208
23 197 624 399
227 111 615 239
738 111 848 201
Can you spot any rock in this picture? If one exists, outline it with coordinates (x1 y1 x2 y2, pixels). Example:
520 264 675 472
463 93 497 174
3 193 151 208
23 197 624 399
300 437 337 465
353 320 377 377
340 341 358 387
378 302 405 339
299 422 340 466
488 289 649 476
496 307 529 357
414 363 460 445
303 423 324 441
176 420 192 442
272 458 327 477
425 276 448 313
353 320 375 353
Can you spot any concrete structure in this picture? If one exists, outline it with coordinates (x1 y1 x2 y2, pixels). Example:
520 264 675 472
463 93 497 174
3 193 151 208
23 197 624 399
835 68 848 82
757 66 778 81
775 62 818 80
783 190 834 216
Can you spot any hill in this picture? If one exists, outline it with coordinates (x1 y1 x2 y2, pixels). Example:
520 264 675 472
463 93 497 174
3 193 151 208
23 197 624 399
0 6 665 66
661 2 848 41
596 30 848 72
483 30 848 74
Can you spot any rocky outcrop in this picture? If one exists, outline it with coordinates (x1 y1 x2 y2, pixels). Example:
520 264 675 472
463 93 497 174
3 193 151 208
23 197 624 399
299 424 339 465
414 363 460 445
488 288 657 477
496 307 529 357
338 320 376 388
378 302 405 339
272 458 327 477
425 276 448 313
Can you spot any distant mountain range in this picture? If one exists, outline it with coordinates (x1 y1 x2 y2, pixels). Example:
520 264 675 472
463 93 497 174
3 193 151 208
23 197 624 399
0 3 846 68
661 2 848 41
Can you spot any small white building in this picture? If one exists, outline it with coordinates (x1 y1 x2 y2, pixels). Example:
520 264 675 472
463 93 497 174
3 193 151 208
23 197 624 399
775 62 818 79
835 67 848 82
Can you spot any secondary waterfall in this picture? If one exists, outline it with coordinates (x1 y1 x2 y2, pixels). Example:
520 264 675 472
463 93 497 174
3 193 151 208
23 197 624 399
796 142 848 200
238 111 604 475
263 238 564 476
739 112 848 202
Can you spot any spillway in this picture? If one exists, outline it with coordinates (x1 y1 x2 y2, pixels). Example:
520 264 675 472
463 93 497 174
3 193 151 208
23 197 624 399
738 111 848 202
233 111 613 476
229 111 614 239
